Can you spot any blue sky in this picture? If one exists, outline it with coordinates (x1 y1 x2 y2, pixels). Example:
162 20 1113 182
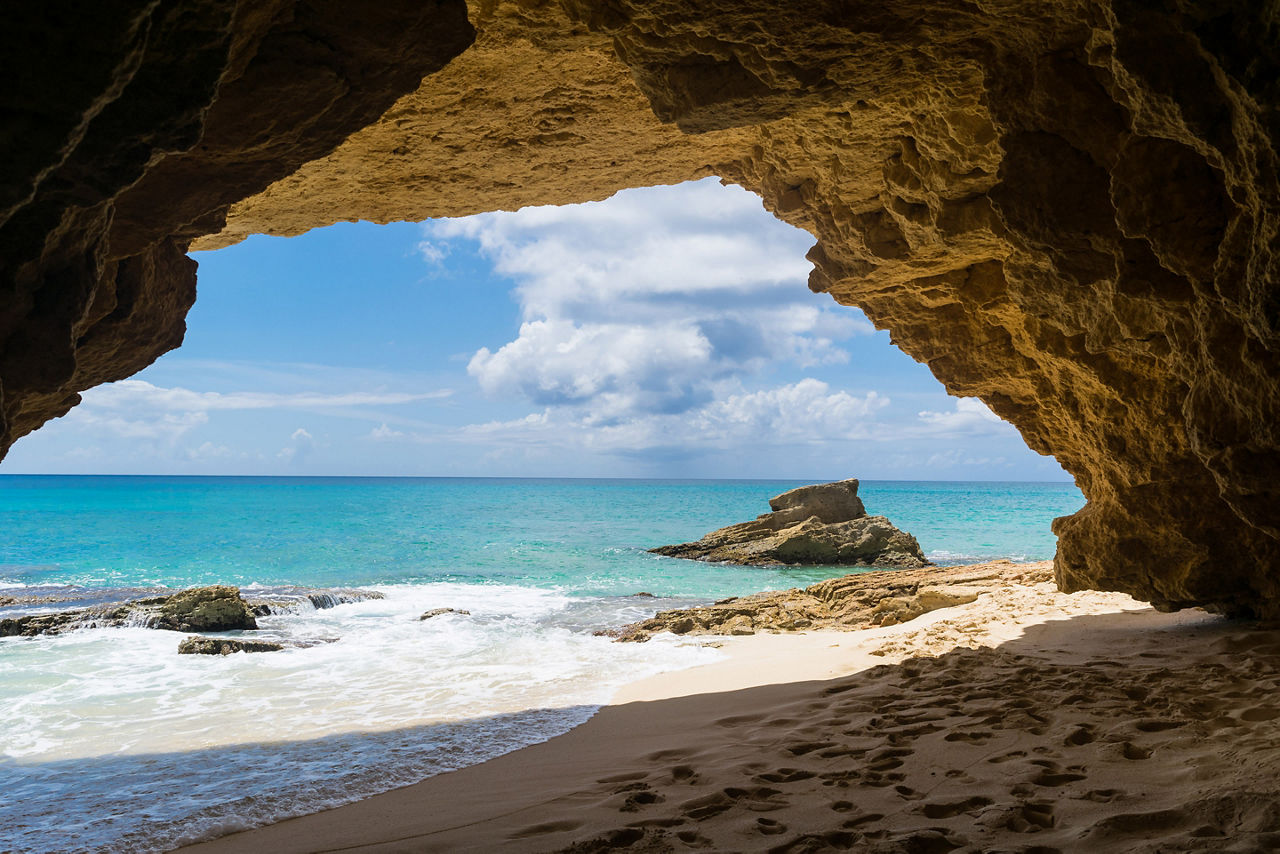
2 179 1070 480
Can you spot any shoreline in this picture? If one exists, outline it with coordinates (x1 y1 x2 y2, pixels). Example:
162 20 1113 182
175 567 1280 853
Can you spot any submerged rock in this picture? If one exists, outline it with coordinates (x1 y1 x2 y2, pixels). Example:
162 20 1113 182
178 636 285 655
651 479 929 568
245 587 386 617
419 607 470 620
612 560 1044 642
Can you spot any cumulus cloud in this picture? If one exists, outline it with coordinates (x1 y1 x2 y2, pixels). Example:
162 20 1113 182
427 178 871 423
460 379 888 454
914 398 1012 437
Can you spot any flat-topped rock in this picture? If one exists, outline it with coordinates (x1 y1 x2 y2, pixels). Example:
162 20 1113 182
651 479 929 568
178 636 285 655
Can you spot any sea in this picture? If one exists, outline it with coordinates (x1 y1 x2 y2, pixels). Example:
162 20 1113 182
0 476 1083 853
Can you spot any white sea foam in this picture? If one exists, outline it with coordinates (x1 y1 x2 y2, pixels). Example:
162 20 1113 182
0 582 719 853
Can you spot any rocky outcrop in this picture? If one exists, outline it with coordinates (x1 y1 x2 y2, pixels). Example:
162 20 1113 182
148 585 257 632
178 636 285 655
652 479 929 567
612 560 1043 641
0 585 256 637
3 2 1278 616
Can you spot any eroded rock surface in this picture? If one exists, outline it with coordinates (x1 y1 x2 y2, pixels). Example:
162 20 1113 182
612 560 1044 642
3 1 1279 615
178 636 285 655
0 585 256 636
651 479 929 567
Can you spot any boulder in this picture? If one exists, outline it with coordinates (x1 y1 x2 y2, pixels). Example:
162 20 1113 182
651 479 928 567
178 636 285 655
151 586 258 632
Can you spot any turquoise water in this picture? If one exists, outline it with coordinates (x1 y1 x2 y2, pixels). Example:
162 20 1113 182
0 476 1081 595
0 477 1082 853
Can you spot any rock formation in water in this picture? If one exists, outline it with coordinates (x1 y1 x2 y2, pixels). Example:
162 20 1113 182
612 559 1041 641
0 584 382 637
651 479 929 567
0 585 257 636
2 1 1277 615
178 636 285 655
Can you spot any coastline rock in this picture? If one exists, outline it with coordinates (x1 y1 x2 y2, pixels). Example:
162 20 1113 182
0 586 257 637
612 560 1044 642
178 636 285 655
149 586 258 632
419 607 470 620
651 480 929 568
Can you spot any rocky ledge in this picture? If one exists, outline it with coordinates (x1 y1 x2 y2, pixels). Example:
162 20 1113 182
178 636 286 655
611 560 1048 642
651 479 929 568
0 584 384 638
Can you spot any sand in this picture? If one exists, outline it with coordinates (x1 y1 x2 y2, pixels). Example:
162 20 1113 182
178 572 1280 853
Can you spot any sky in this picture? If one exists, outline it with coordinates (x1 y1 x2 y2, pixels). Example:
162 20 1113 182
1 178 1071 480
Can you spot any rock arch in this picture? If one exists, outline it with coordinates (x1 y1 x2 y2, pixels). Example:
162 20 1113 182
2 0 1277 614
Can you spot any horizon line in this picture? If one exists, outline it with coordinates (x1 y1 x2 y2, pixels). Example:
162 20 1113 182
0 472 1078 484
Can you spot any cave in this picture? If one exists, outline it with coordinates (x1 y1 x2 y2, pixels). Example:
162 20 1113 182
2 0 1277 615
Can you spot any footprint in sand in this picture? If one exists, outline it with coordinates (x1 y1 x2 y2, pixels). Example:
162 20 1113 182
508 819 583 839
755 767 817 784
755 817 788 836
919 795 994 818
679 786 787 820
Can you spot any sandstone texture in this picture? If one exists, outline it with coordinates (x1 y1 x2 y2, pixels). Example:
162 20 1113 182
612 559 1044 642
3 1 1279 615
651 479 929 567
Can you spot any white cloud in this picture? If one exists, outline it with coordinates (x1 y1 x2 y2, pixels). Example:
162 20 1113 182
459 379 889 454
427 179 871 421
278 427 315 463
417 238 449 265
368 423 405 440
915 398 1011 437
71 410 209 441
79 380 450 413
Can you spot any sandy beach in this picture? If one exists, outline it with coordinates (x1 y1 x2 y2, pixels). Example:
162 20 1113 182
179 568 1280 853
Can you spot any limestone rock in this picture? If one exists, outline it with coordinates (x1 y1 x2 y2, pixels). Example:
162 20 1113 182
0 586 257 637
150 585 258 632
612 560 1041 641
3 1 1279 616
178 636 285 655
651 479 929 567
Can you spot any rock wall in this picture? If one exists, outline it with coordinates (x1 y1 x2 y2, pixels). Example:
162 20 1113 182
3 0 1278 615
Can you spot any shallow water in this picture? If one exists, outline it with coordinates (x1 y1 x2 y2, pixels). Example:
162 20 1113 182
0 476 1082 852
